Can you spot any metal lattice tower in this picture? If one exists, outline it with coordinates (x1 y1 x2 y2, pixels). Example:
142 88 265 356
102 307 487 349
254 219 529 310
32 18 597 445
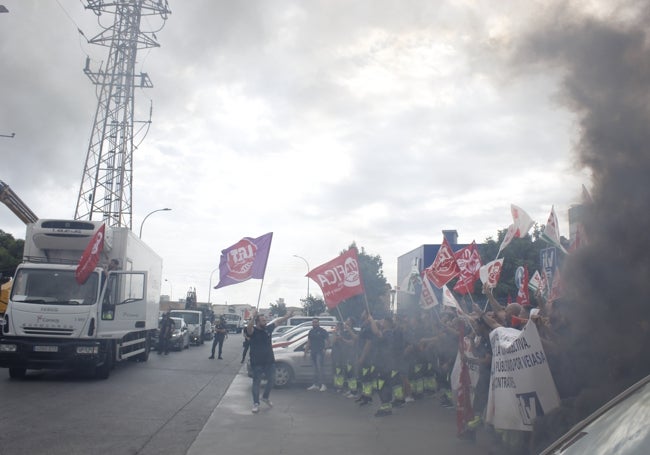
75 0 170 229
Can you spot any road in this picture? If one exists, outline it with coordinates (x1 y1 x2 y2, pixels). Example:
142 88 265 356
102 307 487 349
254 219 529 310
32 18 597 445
0 332 245 455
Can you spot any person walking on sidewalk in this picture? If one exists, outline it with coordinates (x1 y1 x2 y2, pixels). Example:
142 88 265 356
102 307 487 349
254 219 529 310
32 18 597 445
305 318 330 392
247 309 293 414
209 316 228 359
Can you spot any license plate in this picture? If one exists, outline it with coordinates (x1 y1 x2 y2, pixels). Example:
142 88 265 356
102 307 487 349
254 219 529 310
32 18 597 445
34 345 58 353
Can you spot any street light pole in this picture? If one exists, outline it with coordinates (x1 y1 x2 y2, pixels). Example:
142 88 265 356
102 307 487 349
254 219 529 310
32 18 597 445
208 267 219 303
293 254 310 299
139 207 171 238
164 279 173 301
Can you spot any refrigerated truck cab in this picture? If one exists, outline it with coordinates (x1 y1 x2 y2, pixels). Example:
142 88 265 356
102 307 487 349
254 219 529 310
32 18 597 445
0 219 162 379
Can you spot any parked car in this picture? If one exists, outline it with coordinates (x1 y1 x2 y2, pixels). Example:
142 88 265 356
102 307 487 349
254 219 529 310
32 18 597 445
272 321 337 346
271 325 295 338
248 331 335 387
157 316 190 351
540 373 650 454
272 324 337 349
171 317 191 351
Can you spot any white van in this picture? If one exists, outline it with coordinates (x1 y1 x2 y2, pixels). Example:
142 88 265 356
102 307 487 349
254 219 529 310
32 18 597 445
286 315 337 326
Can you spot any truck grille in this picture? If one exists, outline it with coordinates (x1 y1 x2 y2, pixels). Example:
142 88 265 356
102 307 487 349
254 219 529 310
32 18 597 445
22 327 75 336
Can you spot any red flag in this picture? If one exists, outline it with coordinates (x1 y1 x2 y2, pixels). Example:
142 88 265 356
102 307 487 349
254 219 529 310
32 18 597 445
453 241 482 295
308 248 365 309
75 224 105 285
516 265 530 306
425 238 460 288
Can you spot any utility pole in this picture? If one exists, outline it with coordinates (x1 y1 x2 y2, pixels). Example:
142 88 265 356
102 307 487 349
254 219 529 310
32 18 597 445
75 1 171 229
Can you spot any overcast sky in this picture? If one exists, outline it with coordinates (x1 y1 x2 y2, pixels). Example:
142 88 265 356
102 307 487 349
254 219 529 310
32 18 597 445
0 0 605 309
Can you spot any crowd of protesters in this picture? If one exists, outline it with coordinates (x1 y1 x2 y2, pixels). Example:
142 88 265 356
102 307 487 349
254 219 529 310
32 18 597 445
311 283 587 453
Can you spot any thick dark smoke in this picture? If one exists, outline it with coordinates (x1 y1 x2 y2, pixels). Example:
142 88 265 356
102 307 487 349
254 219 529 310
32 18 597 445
511 2 650 450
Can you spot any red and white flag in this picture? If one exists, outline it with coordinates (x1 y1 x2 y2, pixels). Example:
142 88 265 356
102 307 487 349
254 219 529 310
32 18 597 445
424 238 460 288
479 258 504 289
541 206 568 253
75 224 105 285
308 248 365 309
497 205 535 257
419 275 440 309
453 241 482 295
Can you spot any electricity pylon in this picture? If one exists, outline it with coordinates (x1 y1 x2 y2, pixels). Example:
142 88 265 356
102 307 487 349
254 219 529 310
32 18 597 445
75 0 170 229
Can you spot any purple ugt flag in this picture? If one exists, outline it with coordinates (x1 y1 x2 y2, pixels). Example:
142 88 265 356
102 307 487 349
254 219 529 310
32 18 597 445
214 232 273 289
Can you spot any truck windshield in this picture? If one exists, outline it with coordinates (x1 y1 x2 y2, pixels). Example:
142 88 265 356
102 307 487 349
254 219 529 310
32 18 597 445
10 268 99 305
171 312 200 324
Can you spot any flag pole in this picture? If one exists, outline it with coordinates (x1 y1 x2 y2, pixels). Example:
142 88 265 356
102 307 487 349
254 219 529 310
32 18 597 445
336 305 344 321
255 277 265 311
363 292 372 315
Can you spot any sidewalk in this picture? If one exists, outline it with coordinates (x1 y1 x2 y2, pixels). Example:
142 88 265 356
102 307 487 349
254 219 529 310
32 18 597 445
187 368 496 455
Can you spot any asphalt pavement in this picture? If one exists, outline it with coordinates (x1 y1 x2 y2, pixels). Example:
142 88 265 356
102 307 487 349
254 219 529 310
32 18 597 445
187 367 499 455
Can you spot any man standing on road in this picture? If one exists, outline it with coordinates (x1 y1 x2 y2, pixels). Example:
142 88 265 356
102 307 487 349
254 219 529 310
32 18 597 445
158 313 175 355
209 316 228 359
247 310 293 414
305 318 330 392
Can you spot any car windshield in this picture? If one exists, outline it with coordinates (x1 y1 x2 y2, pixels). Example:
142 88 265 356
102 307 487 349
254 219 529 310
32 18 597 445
11 268 99 305
546 379 650 455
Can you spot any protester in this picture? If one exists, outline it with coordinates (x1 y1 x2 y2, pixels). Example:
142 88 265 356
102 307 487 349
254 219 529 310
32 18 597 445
246 310 293 414
209 316 228 360
305 318 330 392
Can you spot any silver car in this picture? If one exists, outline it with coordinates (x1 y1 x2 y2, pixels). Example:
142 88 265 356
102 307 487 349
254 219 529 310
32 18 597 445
248 327 336 387
165 317 190 351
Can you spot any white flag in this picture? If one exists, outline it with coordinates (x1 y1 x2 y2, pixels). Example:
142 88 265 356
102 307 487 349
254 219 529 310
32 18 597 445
419 276 440 309
442 285 463 312
511 204 534 237
542 206 568 253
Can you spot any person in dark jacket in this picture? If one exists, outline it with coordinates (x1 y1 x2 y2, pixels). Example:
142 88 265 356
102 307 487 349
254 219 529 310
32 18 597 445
209 316 228 359
158 313 175 355
305 318 330 391
246 310 293 413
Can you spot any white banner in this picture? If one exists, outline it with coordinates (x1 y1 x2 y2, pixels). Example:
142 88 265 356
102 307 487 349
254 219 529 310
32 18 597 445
486 322 560 431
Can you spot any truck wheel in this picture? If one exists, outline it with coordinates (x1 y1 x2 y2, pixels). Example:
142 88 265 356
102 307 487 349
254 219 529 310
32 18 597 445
95 342 114 380
136 335 150 362
8 367 26 379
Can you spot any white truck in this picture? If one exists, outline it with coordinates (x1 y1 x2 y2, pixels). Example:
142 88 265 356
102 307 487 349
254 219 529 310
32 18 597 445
0 219 162 379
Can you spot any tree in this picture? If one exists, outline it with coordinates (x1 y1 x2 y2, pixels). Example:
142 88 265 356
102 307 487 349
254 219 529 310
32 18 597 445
0 230 23 284
301 295 326 316
268 298 288 317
